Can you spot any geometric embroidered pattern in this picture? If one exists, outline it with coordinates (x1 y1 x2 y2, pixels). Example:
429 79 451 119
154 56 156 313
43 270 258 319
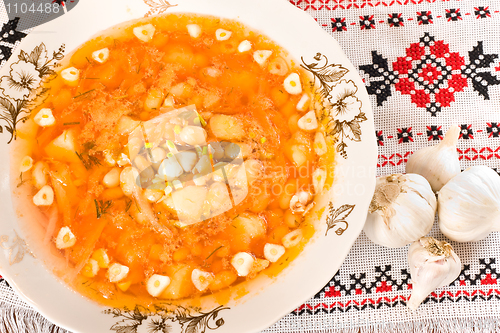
0 17 27 65
360 33 500 116
375 123 500 147
289 0 467 11
378 147 500 167
293 258 499 315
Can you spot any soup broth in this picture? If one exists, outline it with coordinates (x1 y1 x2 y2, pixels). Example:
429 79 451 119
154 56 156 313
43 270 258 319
15 14 333 307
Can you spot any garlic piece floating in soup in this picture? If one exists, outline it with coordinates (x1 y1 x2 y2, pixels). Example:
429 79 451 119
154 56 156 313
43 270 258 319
108 263 129 283
92 48 109 63
314 132 328 156
238 40 252 53
296 94 310 112
61 67 79 86
19 156 33 173
312 168 327 194
33 185 54 206
186 24 201 38
231 252 255 277
264 243 286 262
34 108 55 127
290 191 313 214
284 73 302 95
147 274 171 297
55 227 76 249
215 28 232 41
191 269 214 292
253 50 272 66
133 23 155 42
282 229 303 248
297 111 318 131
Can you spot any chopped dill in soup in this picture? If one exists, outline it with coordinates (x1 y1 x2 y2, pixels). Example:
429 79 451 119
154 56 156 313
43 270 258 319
15 14 333 306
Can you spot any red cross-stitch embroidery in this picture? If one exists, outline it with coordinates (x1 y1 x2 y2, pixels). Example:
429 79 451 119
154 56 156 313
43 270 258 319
289 0 464 10
393 34 467 115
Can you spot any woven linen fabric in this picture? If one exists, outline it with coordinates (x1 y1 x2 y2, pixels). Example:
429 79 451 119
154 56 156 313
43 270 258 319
1 0 500 332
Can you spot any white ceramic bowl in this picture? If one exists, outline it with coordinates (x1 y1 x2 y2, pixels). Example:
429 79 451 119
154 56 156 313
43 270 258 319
0 0 376 332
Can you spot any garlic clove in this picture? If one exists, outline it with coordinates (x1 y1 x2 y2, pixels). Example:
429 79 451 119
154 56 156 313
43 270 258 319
33 185 54 206
314 132 327 156
231 252 254 276
92 48 110 63
253 50 272 66
407 237 461 310
290 190 312 214
249 258 270 275
186 24 202 38
108 263 129 283
438 165 500 242
20 156 34 173
55 226 76 249
191 268 214 292
117 153 131 167
147 274 171 297
364 174 436 248
296 94 310 112
282 229 303 248
406 125 460 192
264 243 286 262
34 108 55 127
283 73 302 95
312 168 327 194
133 24 155 42
297 111 318 131
61 67 80 86
238 40 252 53
215 29 232 41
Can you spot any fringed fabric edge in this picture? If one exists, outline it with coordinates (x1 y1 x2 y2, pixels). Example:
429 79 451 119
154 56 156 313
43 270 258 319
357 317 500 333
266 317 500 333
0 301 70 333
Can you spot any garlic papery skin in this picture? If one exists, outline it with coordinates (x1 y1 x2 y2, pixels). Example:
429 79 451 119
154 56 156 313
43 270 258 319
407 237 461 310
363 174 437 248
406 125 460 192
438 165 500 242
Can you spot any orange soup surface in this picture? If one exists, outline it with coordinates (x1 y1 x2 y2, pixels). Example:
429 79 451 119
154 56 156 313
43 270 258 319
19 14 331 307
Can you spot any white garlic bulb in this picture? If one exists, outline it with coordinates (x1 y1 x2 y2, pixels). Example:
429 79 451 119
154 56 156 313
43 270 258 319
407 237 461 310
438 165 500 242
364 174 437 248
406 125 460 192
